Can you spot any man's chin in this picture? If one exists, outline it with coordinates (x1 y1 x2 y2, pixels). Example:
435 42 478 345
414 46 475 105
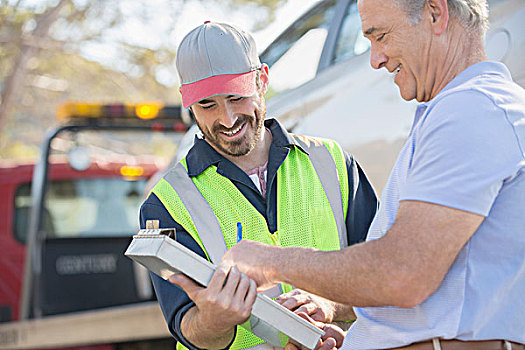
224 147 252 157
398 86 417 102
217 139 254 157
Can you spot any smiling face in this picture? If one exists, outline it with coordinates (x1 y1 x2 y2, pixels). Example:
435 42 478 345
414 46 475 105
358 0 437 101
191 86 267 157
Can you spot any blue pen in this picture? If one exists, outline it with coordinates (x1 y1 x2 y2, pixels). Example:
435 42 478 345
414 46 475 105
236 222 243 243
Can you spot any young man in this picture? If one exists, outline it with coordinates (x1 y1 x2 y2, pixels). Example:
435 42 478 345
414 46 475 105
223 0 525 349
140 22 378 350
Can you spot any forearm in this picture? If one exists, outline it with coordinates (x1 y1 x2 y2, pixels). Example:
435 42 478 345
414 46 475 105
270 244 399 307
266 202 483 308
181 306 235 350
225 202 483 311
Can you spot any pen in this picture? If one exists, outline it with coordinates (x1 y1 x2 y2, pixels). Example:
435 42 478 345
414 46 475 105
236 222 243 243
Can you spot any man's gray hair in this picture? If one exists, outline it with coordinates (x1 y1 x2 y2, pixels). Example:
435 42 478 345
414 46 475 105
397 0 489 35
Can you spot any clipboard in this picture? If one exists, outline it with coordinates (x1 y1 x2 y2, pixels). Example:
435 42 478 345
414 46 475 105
124 228 324 349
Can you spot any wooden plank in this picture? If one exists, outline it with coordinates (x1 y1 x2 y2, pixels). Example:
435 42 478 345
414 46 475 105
0 302 171 349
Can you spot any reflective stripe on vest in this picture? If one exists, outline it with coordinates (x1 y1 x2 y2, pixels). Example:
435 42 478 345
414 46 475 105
164 163 226 264
293 136 348 248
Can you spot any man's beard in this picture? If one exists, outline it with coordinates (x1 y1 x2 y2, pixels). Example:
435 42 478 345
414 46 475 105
196 100 266 157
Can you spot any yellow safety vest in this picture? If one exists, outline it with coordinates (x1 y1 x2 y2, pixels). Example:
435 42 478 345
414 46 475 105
152 135 349 350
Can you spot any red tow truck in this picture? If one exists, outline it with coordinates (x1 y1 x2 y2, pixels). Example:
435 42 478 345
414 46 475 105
0 102 191 349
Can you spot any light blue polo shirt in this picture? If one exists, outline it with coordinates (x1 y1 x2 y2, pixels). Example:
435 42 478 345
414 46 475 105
345 61 525 350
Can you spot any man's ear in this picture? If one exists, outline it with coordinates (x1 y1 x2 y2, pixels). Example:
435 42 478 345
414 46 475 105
187 106 195 121
426 0 449 35
259 63 270 94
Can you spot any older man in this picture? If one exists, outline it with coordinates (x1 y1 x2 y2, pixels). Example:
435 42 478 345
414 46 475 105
223 0 525 349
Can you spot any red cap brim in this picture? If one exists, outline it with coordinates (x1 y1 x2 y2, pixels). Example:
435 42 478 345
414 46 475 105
180 71 257 109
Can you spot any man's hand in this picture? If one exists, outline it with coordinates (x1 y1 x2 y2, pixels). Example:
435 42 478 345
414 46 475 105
286 313 345 350
169 263 257 348
222 240 285 290
276 289 337 323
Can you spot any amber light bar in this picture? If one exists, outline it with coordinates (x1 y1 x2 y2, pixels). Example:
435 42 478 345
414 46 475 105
56 102 182 121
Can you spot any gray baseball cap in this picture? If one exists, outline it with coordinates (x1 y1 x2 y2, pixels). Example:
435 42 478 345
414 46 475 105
176 21 261 108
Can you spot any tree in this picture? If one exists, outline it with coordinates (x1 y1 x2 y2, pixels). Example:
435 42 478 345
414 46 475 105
0 0 286 158
0 0 70 139
0 0 287 159
0 0 131 155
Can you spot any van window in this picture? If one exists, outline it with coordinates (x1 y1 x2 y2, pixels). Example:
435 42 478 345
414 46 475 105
14 178 146 243
262 0 337 96
332 1 370 64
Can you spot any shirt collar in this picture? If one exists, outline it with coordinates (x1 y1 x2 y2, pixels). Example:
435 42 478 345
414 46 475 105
432 61 511 101
185 118 301 177
411 61 511 131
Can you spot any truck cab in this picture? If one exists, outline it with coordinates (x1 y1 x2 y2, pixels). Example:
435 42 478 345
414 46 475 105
0 158 160 322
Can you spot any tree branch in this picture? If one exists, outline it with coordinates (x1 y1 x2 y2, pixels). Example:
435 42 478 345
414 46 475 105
0 0 71 135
